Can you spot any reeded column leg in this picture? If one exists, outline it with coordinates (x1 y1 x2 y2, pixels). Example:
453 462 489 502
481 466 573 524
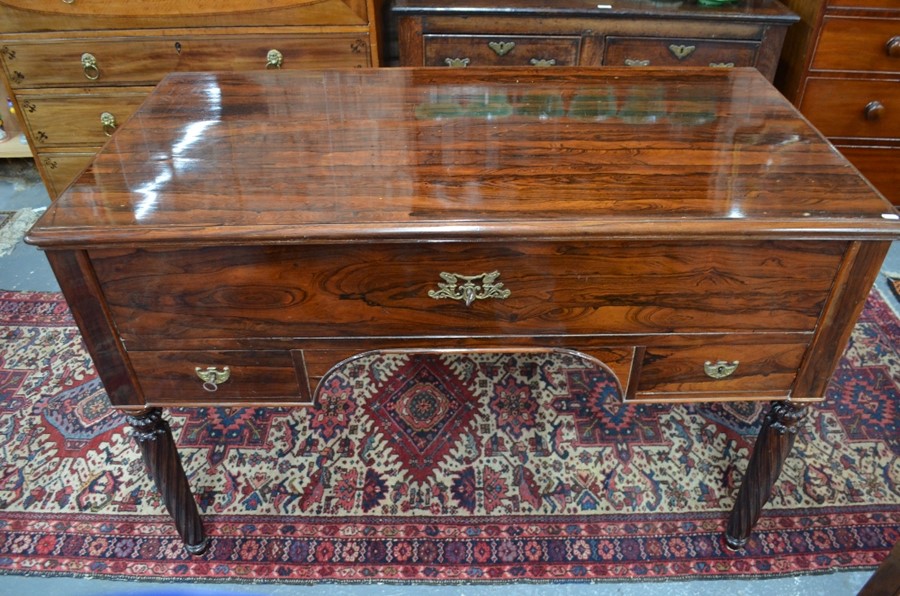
127 408 210 555
725 400 807 550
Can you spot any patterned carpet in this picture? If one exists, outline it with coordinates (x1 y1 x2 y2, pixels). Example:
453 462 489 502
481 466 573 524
0 290 897 582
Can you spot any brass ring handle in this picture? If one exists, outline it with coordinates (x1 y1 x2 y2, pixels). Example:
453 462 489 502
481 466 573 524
444 57 470 68
886 36 900 58
195 366 231 392
864 100 885 121
62 0 75 4
704 360 739 379
266 49 283 69
100 111 117 136
81 52 100 80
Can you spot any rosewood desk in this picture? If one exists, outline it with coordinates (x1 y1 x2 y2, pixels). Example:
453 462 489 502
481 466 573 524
26 67 900 555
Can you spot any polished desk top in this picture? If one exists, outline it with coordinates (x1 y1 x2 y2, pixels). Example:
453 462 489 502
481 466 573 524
28 67 898 248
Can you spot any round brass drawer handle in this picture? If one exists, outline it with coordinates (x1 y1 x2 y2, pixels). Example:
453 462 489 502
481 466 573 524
81 52 100 80
887 36 900 58
61 0 75 4
266 49 284 69
864 100 885 121
100 111 117 136
704 360 739 379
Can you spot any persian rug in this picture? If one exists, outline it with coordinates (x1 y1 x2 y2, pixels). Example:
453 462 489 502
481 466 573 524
0 289 897 583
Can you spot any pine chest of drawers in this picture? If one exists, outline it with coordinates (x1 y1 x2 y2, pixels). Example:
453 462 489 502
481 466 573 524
0 0 382 199
777 0 900 204
393 0 798 79
26 67 899 554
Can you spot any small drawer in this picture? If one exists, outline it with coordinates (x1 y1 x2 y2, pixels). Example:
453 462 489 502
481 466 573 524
1 34 371 89
37 150 97 198
17 88 152 147
633 338 809 400
128 350 312 406
604 37 758 69
813 18 900 74
801 78 900 140
836 145 900 205
423 35 580 67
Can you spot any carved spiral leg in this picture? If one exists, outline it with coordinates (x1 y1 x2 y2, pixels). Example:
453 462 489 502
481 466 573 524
127 408 209 555
725 400 807 550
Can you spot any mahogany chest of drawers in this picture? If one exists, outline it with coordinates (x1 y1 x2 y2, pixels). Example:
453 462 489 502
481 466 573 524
0 0 382 199
26 67 899 554
777 0 900 204
393 0 798 80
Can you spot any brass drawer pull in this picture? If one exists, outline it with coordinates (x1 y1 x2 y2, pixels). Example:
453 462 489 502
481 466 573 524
100 111 117 136
428 271 511 307
864 100 885 121
625 58 651 67
887 36 900 58
195 366 231 392
710 62 735 68
669 44 696 60
488 41 515 56
266 49 284 69
81 52 99 80
704 360 739 379
444 57 470 68
62 0 74 4
530 58 556 67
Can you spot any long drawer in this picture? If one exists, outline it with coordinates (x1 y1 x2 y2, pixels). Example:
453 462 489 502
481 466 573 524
423 35 581 67
801 77 900 140
604 37 758 69
812 17 900 74
2 34 371 89
836 145 900 204
90 241 846 345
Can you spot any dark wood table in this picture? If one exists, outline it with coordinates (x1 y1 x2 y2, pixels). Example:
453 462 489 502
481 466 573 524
26 67 900 556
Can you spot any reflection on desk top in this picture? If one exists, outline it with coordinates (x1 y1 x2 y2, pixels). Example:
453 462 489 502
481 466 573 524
27 67 900 248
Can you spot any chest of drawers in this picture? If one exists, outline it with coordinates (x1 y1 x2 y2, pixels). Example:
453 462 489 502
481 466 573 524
777 0 900 204
393 0 798 80
0 0 382 199
26 67 899 554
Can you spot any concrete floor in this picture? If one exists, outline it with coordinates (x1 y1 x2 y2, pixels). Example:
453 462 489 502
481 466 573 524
0 157 882 594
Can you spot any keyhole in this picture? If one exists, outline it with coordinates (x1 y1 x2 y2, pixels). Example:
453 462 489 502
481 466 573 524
174 42 182 55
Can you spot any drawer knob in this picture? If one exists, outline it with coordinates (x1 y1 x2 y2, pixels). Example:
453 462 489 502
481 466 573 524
266 49 284 69
704 360 739 379
864 100 885 121
886 36 900 58
81 52 99 80
100 111 117 136
100 112 116 137
488 41 516 56
195 366 231 392
428 271 511 307
530 58 557 67
444 57 470 68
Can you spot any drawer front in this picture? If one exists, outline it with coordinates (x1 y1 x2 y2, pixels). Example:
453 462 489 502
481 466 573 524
423 35 580 67
0 0 369 32
38 151 97 198
837 145 900 204
91 241 845 345
812 18 900 74
801 78 900 140
827 0 898 8
129 350 312 405
634 337 809 399
2 34 370 89
604 37 758 69
17 89 152 147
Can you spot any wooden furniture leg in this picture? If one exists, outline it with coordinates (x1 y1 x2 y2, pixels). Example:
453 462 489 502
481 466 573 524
126 408 210 555
725 400 807 550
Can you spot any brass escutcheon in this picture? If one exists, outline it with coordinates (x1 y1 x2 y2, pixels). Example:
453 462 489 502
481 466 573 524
668 45 697 60
81 52 99 80
428 271 511 307
488 41 516 56
195 366 231 392
704 360 739 379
